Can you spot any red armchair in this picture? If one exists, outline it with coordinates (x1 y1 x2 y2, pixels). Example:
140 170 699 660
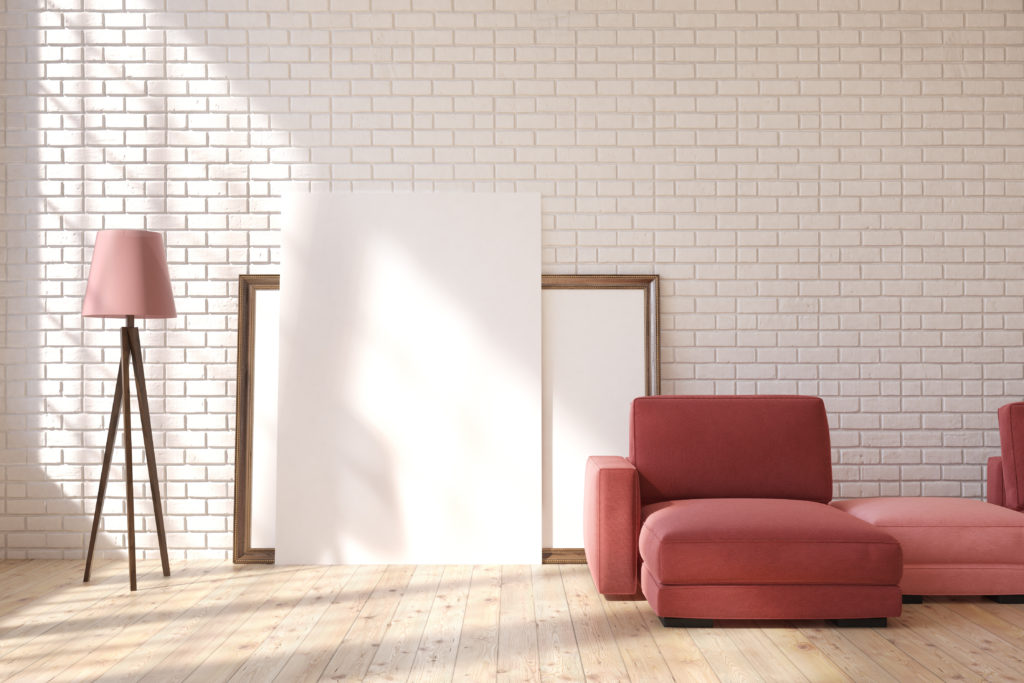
584 395 902 626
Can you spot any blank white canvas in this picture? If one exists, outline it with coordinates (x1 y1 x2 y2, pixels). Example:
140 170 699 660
277 192 541 564
542 289 647 548
249 289 279 549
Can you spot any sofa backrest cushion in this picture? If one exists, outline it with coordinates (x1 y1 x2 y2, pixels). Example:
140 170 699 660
997 402 1024 511
629 395 833 504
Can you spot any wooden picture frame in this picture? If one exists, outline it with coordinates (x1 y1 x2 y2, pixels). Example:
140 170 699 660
231 272 659 565
541 274 660 564
233 274 279 564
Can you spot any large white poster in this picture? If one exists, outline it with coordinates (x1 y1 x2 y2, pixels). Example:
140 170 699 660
277 193 541 564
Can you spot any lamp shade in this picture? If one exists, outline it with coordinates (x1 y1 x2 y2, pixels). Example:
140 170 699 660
83 229 176 318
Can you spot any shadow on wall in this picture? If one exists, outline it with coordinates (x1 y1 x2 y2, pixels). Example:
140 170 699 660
4 3 575 562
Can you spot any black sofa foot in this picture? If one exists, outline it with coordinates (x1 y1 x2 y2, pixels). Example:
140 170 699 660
902 595 923 604
659 616 714 628
987 595 1024 604
831 618 887 628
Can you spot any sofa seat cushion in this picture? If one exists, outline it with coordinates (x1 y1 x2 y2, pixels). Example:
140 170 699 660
833 497 1024 566
639 498 902 586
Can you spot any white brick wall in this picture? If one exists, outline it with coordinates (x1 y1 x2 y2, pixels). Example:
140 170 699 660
2 0 1023 559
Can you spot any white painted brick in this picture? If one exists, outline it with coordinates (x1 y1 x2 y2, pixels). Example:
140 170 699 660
2 1 1021 558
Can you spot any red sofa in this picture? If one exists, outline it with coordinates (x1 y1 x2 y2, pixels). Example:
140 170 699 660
584 395 903 626
837 402 1024 601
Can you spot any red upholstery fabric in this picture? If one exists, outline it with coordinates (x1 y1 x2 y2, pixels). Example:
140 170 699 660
629 395 833 504
587 394 900 621
833 497 1024 566
988 457 1005 508
998 403 1024 511
641 565 902 620
833 497 1024 594
899 566 1024 597
640 499 902 586
583 456 640 596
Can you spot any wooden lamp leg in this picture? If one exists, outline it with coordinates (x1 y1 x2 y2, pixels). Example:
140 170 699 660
83 364 123 583
127 327 171 577
121 327 137 592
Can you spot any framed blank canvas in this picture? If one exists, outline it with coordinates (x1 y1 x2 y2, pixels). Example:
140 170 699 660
541 274 660 562
233 274 280 563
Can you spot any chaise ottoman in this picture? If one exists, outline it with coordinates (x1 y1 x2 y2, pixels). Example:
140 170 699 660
833 497 1024 600
641 497 904 624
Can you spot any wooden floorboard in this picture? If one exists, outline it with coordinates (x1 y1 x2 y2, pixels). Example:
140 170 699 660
531 565 584 681
405 565 472 683
0 561 1022 682
723 623 809 682
559 564 630 681
450 565 500 682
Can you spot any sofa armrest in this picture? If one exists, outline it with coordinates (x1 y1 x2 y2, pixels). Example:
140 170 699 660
988 456 1005 508
583 456 640 596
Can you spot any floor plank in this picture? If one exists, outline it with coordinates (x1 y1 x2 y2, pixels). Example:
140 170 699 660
0 561 1022 683
91 564 293 682
0 559 61 593
228 564 356 682
451 565 501 682
132 566 283 683
27 563 225 682
940 597 1024 653
559 564 630 682
182 565 329 682
364 564 444 681
757 622 851 682
634 602 719 682
834 620 945 682
601 592 676 681
724 623 810 682
407 565 472 683
687 624 765 683
531 565 584 682
274 565 385 682
0 560 146 667
870 604 989 681
897 602 1024 681
320 564 416 680
0 559 102 624
795 622 900 682
496 565 540 682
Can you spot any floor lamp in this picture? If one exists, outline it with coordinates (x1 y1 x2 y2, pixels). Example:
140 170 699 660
82 229 175 591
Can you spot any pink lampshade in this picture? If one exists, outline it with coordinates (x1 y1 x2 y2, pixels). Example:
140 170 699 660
83 229 176 318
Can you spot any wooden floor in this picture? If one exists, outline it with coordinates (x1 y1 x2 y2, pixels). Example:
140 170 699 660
1 561 1023 682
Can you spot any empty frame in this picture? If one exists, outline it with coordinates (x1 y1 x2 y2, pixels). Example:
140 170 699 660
233 274 279 563
542 274 660 562
234 265 660 564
